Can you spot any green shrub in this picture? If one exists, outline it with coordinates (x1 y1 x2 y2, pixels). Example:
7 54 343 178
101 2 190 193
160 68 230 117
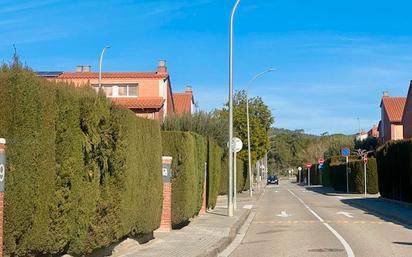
0 65 163 256
377 140 412 202
218 153 247 195
323 157 378 194
193 133 207 214
206 139 223 208
161 131 205 226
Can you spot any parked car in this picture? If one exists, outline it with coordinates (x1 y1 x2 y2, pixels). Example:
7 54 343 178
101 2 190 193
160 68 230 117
267 175 279 185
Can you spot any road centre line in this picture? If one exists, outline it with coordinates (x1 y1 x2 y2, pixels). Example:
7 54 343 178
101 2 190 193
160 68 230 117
287 189 355 257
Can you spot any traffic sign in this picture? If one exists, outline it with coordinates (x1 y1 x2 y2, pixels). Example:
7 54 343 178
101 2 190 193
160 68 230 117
318 158 325 165
306 163 312 169
233 137 243 153
297 167 302 171
341 147 351 157
227 137 243 153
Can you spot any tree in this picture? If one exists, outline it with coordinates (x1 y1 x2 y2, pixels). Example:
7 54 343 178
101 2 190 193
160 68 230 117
216 90 274 164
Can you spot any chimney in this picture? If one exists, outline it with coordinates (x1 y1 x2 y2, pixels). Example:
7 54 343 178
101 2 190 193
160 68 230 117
76 65 91 72
185 85 192 93
157 60 167 74
383 91 389 97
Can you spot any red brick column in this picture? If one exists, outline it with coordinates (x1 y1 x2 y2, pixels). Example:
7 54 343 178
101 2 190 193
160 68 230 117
200 182 206 214
0 138 5 257
158 182 171 232
200 162 207 215
158 156 172 232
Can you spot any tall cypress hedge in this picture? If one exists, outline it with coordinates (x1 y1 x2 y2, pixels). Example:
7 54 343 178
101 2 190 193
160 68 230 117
206 139 223 209
218 153 247 195
162 131 200 226
323 157 378 194
0 65 163 256
377 140 412 202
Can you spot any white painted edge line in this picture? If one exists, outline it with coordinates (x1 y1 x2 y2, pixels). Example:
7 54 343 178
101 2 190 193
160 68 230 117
287 189 355 257
217 211 256 257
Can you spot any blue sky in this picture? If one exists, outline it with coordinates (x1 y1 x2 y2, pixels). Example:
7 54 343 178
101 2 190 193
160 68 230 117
1 0 412 135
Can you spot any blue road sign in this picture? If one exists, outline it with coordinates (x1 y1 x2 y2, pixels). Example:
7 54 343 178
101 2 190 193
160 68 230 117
341 147 351 157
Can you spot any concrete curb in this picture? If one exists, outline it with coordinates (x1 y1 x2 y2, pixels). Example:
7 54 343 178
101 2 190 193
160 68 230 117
196 209 252 257
346 198 412 228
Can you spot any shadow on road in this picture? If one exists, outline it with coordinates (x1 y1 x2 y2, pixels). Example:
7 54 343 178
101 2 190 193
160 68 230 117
300 185 412 232
393 241 412 246
340 198 412 230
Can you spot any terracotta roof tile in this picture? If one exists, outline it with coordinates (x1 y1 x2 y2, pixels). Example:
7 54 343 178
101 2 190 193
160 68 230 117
173 92 193 114
57 72 168 80
111 97 165 109
382 97 406 123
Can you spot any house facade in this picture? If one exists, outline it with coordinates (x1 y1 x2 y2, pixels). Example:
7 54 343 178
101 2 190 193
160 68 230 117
38 60 195 121
379 93 406 143
402 81 412 139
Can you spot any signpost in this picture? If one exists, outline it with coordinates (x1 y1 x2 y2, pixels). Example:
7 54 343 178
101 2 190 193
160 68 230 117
231 137 243 210
363 156 368 195
298 167 302 184
317 158 324 184
341 147 351 193
306 163 312 186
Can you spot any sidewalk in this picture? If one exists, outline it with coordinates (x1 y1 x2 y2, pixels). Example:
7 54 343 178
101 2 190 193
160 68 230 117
111 189 262 257
301 184 412 229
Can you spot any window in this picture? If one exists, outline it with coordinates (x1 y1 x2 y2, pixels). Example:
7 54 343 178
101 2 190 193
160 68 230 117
92 85 113 96
92 84 138 97
118 85 128 96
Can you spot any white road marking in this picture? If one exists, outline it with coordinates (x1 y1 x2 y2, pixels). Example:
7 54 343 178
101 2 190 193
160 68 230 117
288 189 355 257
276 210 292 218
243 204 253 209
218 211 256 257
336 211 354 218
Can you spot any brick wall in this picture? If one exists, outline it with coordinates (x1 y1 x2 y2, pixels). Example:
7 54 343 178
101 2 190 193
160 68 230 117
158 182 171 232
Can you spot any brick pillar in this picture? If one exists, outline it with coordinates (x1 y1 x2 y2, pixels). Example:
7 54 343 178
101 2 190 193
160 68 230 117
200 162 207 214
158 156 172 232
0 138 6 257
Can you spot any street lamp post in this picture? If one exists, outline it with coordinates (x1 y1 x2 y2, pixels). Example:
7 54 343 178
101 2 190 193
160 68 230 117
98 46 111 89
246 68 275 198
228 0 240 217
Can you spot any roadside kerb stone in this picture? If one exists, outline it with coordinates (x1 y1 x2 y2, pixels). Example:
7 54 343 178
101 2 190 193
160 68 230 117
197 209 252 257
113 189 263 257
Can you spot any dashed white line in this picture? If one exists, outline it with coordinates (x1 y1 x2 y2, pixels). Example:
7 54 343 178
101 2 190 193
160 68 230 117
288 189 355 257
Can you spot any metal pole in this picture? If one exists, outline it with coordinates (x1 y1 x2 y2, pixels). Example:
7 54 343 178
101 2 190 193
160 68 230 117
98 46 111 89
308 168 311 186
246 70 275 198
234 151 237 209
246 96 253 197
256 161 260 190
228 0 240 217
364 161 367 196
346 156 349 193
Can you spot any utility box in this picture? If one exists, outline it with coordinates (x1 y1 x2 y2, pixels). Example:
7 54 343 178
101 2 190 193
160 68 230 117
162 156 172 183
0 139 5 192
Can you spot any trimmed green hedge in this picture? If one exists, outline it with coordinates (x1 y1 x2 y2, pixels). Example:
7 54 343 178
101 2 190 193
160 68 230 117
161 131 206 226
218 153 247 195
377 140 412 202
0 66 163 256
206 139 223 209
323 157 378 194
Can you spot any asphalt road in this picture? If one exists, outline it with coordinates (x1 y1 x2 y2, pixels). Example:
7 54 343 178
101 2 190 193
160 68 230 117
229 180 412 257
